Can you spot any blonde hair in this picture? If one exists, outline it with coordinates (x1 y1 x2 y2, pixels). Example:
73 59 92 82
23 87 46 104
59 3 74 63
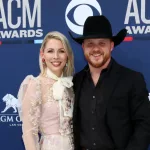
39 31 74 76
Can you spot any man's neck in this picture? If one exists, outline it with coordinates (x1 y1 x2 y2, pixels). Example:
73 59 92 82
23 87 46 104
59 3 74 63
88 58 111 86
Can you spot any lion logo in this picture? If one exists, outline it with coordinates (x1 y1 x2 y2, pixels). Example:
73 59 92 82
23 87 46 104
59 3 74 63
1 94 19 113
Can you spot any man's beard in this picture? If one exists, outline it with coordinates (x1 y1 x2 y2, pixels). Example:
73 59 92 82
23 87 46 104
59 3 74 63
84 52 111 68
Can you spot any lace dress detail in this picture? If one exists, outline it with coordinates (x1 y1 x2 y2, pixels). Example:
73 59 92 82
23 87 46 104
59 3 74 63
18 75 74 150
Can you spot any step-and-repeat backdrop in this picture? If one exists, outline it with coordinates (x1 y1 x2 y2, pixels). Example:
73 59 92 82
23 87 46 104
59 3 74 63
0 0 150 149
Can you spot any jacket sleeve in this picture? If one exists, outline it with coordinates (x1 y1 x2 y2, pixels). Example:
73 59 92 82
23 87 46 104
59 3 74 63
72 74 81 150
73 74 77 92
126 73 150 150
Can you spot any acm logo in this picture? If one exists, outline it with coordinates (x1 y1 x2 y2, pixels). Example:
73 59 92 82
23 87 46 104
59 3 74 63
124 0 150 35
0 0 43 39
65 0 102 35
0 94 21 127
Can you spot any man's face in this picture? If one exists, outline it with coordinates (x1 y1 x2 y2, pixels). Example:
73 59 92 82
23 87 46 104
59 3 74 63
82 38 114 68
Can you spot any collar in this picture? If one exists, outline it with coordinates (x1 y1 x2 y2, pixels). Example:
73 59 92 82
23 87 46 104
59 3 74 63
46 68 73 100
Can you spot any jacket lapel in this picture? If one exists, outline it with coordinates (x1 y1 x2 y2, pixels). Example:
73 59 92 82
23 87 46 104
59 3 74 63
101 59 122 108
73 65 89 105
75 74 85 104
73 66 87 124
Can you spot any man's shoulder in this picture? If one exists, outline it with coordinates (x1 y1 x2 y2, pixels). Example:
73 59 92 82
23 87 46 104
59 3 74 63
113 61 146 88
119 63 140 74
115 61 143 79
73 68 85 78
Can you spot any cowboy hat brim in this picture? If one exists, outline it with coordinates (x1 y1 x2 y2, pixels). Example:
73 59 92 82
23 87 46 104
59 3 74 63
69 29 127 47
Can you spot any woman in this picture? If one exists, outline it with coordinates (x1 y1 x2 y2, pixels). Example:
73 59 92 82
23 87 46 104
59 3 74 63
18 31 74 150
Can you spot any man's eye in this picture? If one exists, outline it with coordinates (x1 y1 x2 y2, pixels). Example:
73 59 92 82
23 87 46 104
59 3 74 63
87 43 93 46
100 43 105 46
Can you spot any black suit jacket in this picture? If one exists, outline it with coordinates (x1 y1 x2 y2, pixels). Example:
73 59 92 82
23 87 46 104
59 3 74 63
73 59 150 150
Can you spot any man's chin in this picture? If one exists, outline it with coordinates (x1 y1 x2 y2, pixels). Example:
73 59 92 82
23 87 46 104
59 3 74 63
89 62 104 68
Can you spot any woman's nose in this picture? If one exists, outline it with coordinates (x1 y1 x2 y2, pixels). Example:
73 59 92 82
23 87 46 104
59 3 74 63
54 52 59 59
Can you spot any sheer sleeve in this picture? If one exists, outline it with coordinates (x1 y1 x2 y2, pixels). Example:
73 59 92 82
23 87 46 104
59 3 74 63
17 75 42 150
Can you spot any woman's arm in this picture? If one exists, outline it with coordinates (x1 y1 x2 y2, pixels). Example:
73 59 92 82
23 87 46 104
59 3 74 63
18 76 40 150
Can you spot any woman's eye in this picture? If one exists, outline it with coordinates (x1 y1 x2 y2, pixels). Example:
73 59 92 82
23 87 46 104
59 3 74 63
59 49 65 53
47 50 53 53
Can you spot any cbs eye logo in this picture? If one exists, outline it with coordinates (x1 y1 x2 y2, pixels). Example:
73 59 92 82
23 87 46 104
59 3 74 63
65 0 102 35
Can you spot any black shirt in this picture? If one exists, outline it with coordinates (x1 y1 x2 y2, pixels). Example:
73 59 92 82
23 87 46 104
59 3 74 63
79 59 115 149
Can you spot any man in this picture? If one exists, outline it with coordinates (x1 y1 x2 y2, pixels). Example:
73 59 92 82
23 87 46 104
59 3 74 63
70 15 150 150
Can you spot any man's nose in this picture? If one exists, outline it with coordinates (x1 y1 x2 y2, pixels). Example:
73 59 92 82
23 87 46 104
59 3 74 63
93 44 100 51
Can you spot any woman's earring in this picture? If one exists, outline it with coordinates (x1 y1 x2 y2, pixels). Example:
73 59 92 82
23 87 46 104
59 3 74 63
42 58 46 65
65 63 68 67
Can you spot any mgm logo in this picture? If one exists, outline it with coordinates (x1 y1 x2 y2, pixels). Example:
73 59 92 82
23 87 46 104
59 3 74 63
0 94 21 127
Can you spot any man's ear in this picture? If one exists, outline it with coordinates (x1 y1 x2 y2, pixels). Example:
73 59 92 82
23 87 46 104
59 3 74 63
110 41 114 52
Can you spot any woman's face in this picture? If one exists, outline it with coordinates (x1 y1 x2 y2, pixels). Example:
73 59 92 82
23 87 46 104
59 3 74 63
41 39 68 77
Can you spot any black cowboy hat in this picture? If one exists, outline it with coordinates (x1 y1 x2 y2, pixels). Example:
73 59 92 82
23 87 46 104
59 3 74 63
69 15 127 47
